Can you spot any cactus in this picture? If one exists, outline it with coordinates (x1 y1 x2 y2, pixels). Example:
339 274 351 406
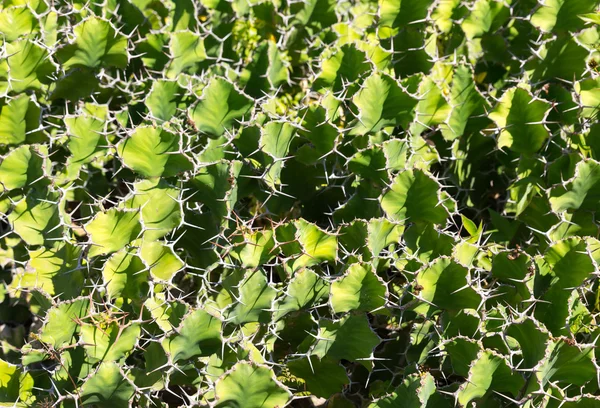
1 0 600 407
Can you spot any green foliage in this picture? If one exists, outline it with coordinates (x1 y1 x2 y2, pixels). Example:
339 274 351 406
1 0 600 407
117 126 192 178
80 362 134 408
189 77 253 137
162 309 221 362
215 362 291 408
58 17 128 69
330 263 386 313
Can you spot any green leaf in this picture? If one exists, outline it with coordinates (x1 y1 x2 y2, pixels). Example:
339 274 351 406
65 112 107 165
39 299 89 348
414 257 481 315
489 87 550 154
1 39 55 93
125 179 182 241
382 139 409 171
410 69 451 136
117 126 193 178
535 340 597 388
490 251 531 300
549 160 600 213
230 229 277 269
14 243 83 299
261 121 297 187
0 359 34 406
144 294 188 333
0 94 41 145
136 33 169 71
81 362 135 408
349 147 389 184
188 162 234 220
296 105 339 165
287 356 349 399
531 0 598 32
334 181 384 223
140 240 184 281
379 0 433 34
49 346 91 394
48 68 100 101
189 77 253 138
330 263 386 313
575 78 600 120
292 0 337 30
0 145 45 191
145 80 185 122
313 44 370 92
534 238 595 335
274 268 329 321
5 1 600 405
81 322 140 362
432 0 465 33
8 189 63 246
165 31 206 77
338 220 370 264
369 373 442 408
162 309 221 362
532 36 589 82
352 73 417 135
457 351 525 406
224 270 276 325
311 314 380 365
266 41 289 89
367 218 403 259
132 342 168 391
0 6 38 42
381 169 448 224
169 0 197 30
506 319 549 369
58 17 128 69
444 338 480 377
440 63 486 140
390 30 434 76
85 208 142 257
261 121 296 161
461 0 509 39
174 211 220 269
215 362 290 408
102 249 149 299
292 219 338 271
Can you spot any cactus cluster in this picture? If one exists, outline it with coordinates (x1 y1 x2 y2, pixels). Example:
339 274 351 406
1 0 600 406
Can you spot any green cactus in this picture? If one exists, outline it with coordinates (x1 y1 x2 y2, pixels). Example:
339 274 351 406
2 0 600 406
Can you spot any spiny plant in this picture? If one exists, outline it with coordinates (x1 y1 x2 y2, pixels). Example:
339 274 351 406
0 0 600 407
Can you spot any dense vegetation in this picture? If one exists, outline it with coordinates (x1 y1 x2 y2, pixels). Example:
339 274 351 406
1 0 600 406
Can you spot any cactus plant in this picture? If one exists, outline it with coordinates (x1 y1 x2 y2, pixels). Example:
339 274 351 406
1 0 600 407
